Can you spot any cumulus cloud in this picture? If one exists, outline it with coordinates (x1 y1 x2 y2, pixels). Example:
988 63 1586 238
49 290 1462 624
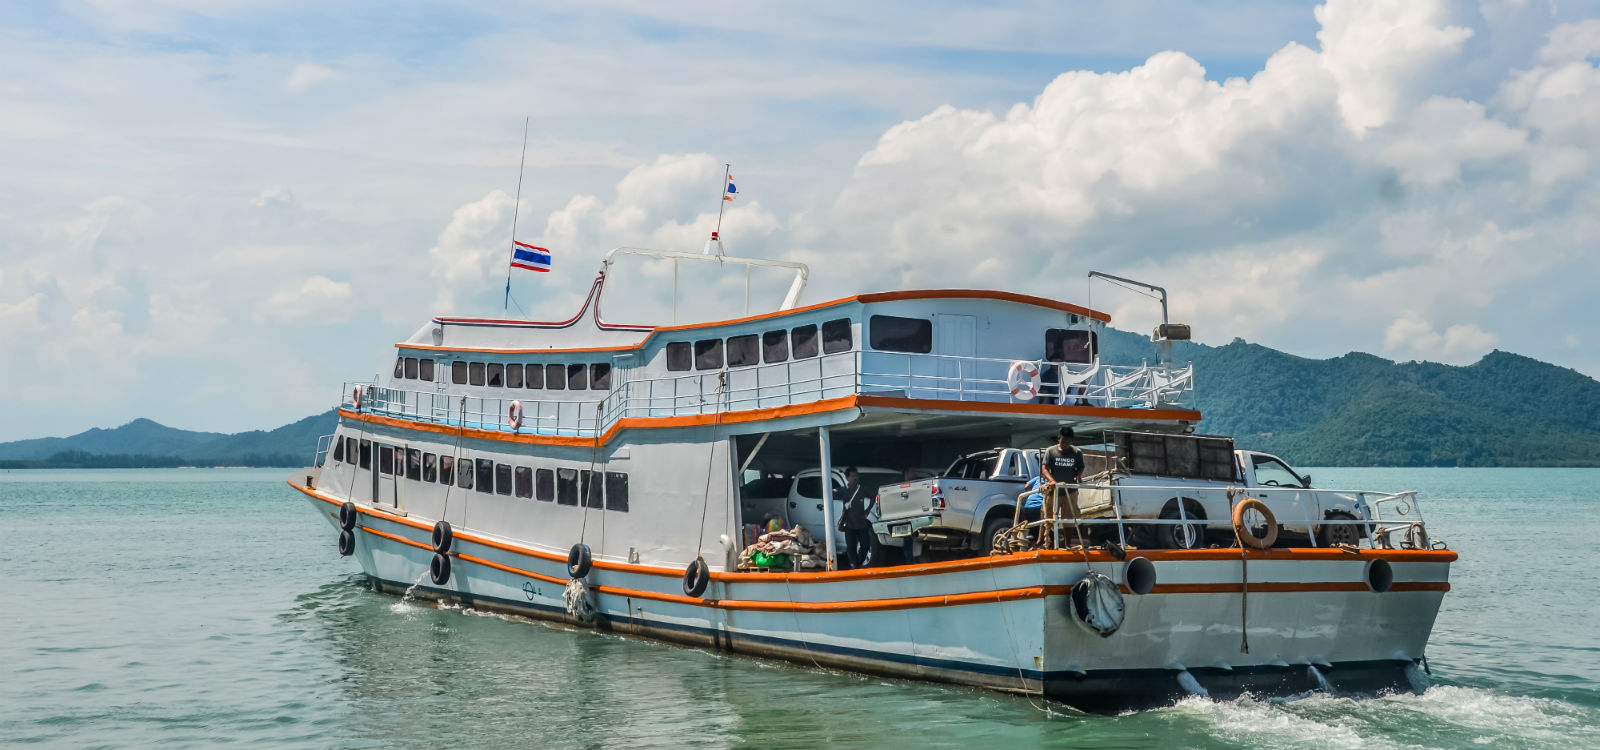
427 190 518 313
1385 313 1497 362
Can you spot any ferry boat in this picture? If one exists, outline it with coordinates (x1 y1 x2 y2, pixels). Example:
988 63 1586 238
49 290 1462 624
291 245 1454 712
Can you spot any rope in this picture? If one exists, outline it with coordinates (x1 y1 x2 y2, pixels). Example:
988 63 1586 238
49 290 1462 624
1229 486 1250 654
578 401 604 544
438 396 467 530
694 371 728 558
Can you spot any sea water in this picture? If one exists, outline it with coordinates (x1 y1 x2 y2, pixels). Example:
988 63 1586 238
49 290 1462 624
1 467 1597 749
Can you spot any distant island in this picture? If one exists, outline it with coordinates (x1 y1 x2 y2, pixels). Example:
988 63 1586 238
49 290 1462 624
3 331 1597 468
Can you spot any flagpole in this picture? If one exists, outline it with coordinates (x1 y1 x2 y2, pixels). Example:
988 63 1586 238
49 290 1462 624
713 163 730 239
504 116 530 315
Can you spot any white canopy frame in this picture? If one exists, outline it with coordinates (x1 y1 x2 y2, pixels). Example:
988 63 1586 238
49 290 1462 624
600 247 810 324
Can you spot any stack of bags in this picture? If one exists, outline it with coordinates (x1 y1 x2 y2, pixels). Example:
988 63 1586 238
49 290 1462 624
737 526 826 571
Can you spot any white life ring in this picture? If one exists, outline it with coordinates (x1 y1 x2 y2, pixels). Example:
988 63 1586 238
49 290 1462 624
1006 361 1042 401
508 400 523 429
351 385 363 410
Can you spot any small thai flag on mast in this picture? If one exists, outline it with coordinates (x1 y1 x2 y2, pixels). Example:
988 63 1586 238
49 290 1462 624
724 174 737 201
510 240 551 272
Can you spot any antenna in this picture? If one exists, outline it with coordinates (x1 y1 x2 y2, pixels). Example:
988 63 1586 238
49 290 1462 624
503 116 530 314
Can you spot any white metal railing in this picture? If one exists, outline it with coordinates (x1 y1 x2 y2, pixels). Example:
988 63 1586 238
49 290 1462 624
1027 480 1434 550
338 349 1193 438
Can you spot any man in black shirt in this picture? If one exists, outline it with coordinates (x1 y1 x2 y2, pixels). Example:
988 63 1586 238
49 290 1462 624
836 467 874 569
1040 427 1085 545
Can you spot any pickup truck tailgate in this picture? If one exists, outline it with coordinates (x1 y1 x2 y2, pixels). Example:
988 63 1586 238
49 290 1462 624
877 480 941 523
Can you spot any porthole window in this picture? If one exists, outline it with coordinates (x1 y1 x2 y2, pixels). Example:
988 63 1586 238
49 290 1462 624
452 361 468 385
791 324 819 359
506 364 524 388
726 334 758 367
694 339 724 370
487 363 504 388
545 364 566 391
762 330 789 363
469 362 486 386
822 318 852 354
590 363 611 390
526 363 545 389
514 466 533 499
869 315 933 353
666 341 692 372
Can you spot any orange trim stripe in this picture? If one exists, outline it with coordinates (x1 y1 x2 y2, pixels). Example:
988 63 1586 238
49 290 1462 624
855 395 1203 423
398 289 1112 354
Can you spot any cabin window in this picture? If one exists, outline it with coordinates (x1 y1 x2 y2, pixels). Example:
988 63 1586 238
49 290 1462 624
726 334 759 367
404 357 419 379
525 363 545 389
795 475 841 500
536 468 554 501
694 339 724 370
762 330 789 363
506 364 524 389
346 437 357 465
331 438 345 463
378 446 394 475
1045 329 1097 365
791 324 819 359
495 463 513 495
452 361 468 385
475 459 494 494
359 440 372 469
419 359 434 382
487 363 504 388
422 453 437 483
605 472 629 512
440 456 455 486
393 358 404 379
590 363 611 390
869 315 932 354
469 362 486 386
556 468 579 505
406 448 422 481
457 458 473 490
545 364 566 390
666 341 692 372
567 363 587 390
514 466 533 499
581 470 602 508
822 318 852 354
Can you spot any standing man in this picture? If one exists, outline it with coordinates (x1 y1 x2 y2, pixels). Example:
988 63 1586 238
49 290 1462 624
1039 427 1085 546
836 467 874 569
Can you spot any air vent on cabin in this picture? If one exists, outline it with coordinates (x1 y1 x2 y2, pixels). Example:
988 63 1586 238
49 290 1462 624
432 327 444 346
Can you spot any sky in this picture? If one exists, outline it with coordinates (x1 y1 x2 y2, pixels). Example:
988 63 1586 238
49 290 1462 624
2 0 1598 441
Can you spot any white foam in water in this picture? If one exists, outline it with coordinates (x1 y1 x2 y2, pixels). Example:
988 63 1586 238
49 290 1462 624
1377 685 1599 745
1165 694 1385 750
389 570 429 614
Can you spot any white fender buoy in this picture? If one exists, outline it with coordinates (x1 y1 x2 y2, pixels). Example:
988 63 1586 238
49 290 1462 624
1006 361 1042 401
1068 571 1126 637
563 578 596 623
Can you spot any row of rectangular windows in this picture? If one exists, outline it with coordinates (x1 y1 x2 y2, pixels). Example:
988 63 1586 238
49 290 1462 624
330 436 627 511
395 358 612 391
664 318 852 372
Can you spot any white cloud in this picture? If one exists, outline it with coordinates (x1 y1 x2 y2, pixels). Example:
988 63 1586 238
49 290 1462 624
427 190 517 314
283 63 344 95
1384 313 1498 362
264 275 353 322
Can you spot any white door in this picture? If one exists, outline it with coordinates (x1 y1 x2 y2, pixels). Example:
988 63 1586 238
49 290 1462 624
933 314 977 400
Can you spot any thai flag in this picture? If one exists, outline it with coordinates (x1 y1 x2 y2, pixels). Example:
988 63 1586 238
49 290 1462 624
724 174 737 202
510 241 551 272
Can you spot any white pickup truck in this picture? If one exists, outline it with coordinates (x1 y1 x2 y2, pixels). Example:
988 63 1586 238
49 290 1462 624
740 466 906 560
873 432 1370 556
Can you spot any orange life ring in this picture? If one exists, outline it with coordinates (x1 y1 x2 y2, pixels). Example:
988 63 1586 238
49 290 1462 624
1232 497 1278 549
351 385 363 410
508 400 523 429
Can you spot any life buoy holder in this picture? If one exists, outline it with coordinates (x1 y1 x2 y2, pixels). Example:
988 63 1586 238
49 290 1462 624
429 552 451 585
1232 498 1278 549
508 400 523 430
683 557 711 598
431 521 453 554
351 385 363 410
567 543 593 579
1006 361 1042 401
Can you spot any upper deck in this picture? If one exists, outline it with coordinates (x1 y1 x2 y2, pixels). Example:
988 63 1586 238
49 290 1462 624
343 277 1198 446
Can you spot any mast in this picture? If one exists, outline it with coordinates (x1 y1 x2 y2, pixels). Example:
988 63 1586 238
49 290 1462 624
503 116 530 314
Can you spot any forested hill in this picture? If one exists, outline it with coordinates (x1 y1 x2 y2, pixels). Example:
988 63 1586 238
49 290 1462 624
1100 330 1600 467
3 336 1597 468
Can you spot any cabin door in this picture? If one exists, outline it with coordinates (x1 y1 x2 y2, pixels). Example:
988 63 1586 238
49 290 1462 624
933 314 977 399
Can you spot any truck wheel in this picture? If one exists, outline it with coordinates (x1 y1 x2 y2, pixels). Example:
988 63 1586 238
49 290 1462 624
868 536 903 567
1318 510 1362 547
982 516 1013 555
1157 499 1206 550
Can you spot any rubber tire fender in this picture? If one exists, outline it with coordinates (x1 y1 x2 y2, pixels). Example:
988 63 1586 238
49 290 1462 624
567 543 593 579
339 501 358 531
429 551 452 585
683 557 711 598
337 529 355 556
1232 498 1278 549
431 521 453 554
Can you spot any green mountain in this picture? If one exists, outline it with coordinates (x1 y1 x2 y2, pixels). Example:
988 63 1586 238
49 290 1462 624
0 411 338 468
1099 330 1600 467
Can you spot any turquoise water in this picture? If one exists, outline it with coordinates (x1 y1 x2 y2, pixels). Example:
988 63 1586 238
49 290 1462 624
2 467 1597 749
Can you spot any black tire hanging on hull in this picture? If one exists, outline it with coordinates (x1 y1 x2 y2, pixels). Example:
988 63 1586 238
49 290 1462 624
337 529 355 556
430 552 452 585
